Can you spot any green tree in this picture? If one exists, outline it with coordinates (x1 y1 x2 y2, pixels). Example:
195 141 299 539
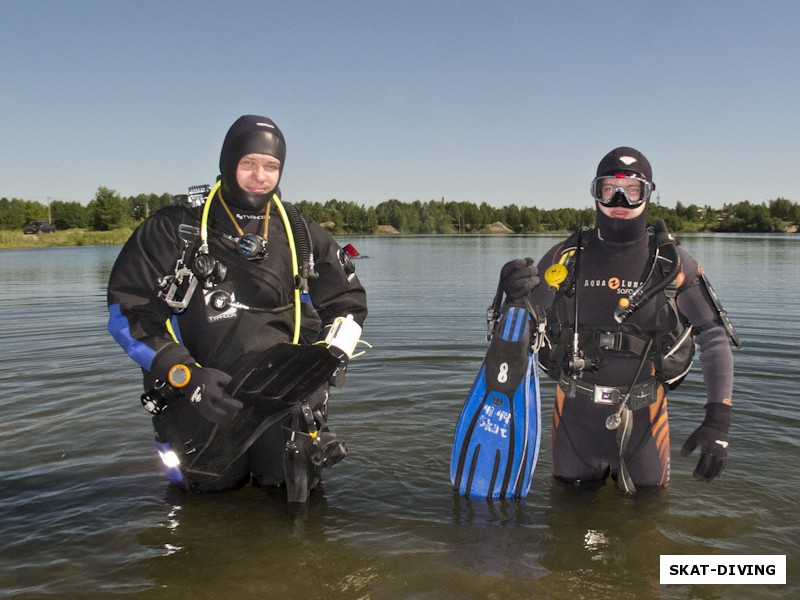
51 200 88 229
717 201 782 233
342 201 372 233
366 206 378 232
649 203 685 231
375 199 409 232
88 186 128 231
446 200 486 232
0 198 25 229
295 200 327 224
431 200 456 233
477 202 497 230
769 197 795 223
128 193 174 221
0 198 49 229
406 200 424 233
519 206 542 232
502 204 523 232
445 200 465 232
674 200 703 221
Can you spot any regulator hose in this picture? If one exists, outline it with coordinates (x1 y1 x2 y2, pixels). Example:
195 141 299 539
614 219 680 324
286 203 317 293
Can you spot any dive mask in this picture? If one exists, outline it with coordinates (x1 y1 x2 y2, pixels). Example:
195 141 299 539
591 174 653 207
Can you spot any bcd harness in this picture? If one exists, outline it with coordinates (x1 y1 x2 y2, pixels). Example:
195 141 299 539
538 220 696 400
146 184 352 498
157 181 318 344
541 220 692 495
537 220 740 495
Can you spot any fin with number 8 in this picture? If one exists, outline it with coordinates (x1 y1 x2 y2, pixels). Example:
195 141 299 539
450 303 542 499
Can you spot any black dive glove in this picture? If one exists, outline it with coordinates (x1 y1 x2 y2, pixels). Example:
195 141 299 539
167 364 243 423
680 403 731 481
151 345 242 423
500 257 540 302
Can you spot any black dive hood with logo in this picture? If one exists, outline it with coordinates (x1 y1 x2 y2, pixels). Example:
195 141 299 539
594 146 654 244
219 115 287 211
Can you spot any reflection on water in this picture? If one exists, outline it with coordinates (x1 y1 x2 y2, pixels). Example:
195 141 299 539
0 236 798 599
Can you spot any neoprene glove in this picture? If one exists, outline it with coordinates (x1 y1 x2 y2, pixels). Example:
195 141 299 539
168 364 243 423
500 257 540 302
680 403 731 481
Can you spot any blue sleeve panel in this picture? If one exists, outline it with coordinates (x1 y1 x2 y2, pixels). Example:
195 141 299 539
108 303 157 371
169 314 184 345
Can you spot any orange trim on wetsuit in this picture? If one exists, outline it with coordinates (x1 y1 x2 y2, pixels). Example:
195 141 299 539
649 389 670 485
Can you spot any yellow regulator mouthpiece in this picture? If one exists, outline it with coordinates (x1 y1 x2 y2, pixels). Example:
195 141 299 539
544 263 568 288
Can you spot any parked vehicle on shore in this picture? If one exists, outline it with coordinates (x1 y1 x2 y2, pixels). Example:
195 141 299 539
23 221 56 234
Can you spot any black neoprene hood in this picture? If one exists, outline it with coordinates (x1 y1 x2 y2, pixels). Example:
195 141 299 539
219 115 286 211
594 146 653 243
596 146 653 182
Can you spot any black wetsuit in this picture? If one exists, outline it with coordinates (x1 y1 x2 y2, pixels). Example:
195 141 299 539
531 225 733 487
108 199 367 490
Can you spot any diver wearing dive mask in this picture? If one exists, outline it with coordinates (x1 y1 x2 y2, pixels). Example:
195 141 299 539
497 146 739 494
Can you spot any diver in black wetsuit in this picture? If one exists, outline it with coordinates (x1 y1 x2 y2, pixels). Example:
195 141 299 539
107 115 367 496
500 147 739 492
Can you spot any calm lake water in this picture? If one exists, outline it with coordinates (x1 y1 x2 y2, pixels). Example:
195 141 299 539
0 233 797 599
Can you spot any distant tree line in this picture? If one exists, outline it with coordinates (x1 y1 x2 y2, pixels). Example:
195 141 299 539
0 187 173 232
1 186 798 234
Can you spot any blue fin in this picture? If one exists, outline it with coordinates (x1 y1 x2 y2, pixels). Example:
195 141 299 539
450 305 542 499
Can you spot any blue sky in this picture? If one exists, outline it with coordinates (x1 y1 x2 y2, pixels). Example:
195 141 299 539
1 0 797 209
